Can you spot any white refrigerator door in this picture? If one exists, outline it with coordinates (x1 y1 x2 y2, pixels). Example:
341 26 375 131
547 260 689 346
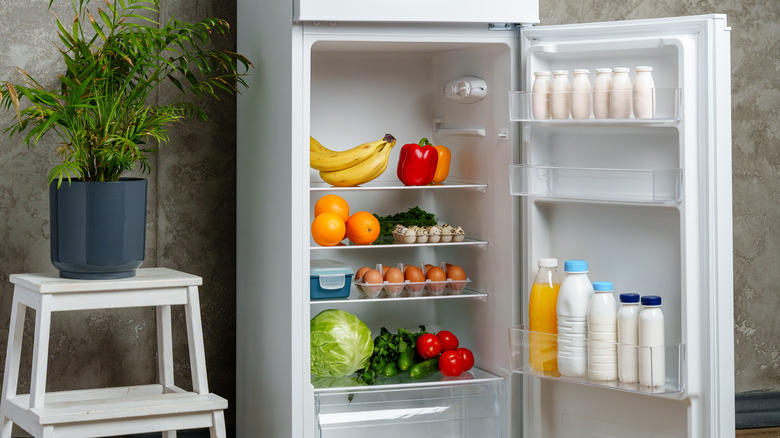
517 15 732 438
294 0 539 24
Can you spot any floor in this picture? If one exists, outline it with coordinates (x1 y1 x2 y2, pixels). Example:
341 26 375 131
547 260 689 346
737 427 780 437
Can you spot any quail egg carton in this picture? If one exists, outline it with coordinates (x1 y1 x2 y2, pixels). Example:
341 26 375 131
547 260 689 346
391 224 466 244
353 263 471 298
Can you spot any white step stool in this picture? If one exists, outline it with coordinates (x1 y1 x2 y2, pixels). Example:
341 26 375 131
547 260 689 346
0 268 227 438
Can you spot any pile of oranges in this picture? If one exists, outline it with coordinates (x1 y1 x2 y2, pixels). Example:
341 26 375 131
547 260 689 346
311 194 380 246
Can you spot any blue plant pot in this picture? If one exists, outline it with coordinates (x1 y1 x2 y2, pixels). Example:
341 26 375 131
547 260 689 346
49 178 147 279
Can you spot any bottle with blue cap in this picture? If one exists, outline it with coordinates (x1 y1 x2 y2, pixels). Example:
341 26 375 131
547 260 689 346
617 293 641 383
556 259 593 377
587 281 618 381
639 295 665 387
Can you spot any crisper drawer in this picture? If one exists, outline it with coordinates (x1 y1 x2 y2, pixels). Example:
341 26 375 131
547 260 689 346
315 376 504 438
294 0 539 24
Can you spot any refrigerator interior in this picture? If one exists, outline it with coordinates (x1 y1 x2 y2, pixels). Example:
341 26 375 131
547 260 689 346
306 29 520 438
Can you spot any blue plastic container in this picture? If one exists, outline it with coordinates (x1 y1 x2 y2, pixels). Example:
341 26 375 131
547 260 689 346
310 259 353 299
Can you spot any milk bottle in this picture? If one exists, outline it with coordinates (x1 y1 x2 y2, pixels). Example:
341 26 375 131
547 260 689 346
617 293 640 383
639 295 665 387
592 68 612 119
556 260 593 377
633 66 656 119
532 71 552 120
587 281 618 381
610 67 632 118
551 70 571 119
529 258 561 373
571 69 592 119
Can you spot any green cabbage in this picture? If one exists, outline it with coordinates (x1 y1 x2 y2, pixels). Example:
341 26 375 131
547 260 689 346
310 309 373 377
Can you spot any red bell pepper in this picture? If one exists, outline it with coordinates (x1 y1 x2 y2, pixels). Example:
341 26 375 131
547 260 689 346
397 138 439 186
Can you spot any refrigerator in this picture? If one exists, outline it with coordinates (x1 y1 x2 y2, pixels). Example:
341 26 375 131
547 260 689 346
236 0 734 436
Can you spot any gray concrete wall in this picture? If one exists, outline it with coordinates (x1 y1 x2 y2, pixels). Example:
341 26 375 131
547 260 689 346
0 0 776 434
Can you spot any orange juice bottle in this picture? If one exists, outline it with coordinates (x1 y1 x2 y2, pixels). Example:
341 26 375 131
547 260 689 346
529 258 561 373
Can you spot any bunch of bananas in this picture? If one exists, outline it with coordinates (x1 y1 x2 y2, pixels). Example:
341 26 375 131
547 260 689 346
310 134 397 187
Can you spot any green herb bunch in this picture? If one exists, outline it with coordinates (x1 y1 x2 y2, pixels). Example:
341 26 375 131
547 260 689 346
0 0 252 185
357 326 427 385
373 206 437 243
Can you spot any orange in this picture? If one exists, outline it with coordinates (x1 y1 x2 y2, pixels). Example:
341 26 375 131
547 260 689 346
311 212 346 246
345 211 380 245
314 195 349 223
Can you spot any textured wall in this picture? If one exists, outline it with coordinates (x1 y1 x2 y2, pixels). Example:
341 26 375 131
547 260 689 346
0 0 776 434
0 0 238 433
539 0 780 394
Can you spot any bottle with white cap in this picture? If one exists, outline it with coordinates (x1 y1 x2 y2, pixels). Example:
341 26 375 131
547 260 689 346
633 66 656 119
587 281 618 381
617 292 641 383
570 69 592 119
529 258 561 373
639 295 665 387
556 259 593 377
532 71 552 120
610 67 632 118
551 70 571 119
592 68 612 119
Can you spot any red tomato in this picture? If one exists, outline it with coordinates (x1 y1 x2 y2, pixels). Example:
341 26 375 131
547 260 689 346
438 350 464 377
416 333 441 359
436 330 459 351
457 347 475 371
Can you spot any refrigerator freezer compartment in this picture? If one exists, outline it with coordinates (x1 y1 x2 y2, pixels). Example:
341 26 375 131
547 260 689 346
508 88 680 123
509 164 683 203
314 369 504 438
509 326 685 395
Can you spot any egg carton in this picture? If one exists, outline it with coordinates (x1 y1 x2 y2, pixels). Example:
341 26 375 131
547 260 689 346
353 262 471 298
392 224 466 244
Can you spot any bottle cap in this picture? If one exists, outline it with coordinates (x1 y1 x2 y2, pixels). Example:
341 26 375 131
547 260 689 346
641 295 662 306
619 293 640 303
635 66 653 72
563 259 588 272
613 67 630 73
537 258 558 268
535 71 551 76
552 70 569 75
595 68 613 73
573 69 590 74
593 281 613 291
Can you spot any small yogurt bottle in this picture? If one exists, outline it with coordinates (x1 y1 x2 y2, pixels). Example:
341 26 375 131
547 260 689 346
592 68 612 119
633 66 656 119
532 71 552 120
551 70 571 119
610 67 632 119
570 69 592 119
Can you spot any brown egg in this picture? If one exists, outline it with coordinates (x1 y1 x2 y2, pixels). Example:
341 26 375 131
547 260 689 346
404 266 425 283
382 265 391 275
355 266 371 281
384 267 404 284
446 265 467 281
423 264 435 274
361 269 384 284
426 266 446 282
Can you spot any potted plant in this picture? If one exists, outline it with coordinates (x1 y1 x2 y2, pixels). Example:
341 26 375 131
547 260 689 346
0 0 251 279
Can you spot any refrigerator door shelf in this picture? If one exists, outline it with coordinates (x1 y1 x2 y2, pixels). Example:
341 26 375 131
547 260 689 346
314 369 503 437
310 180 488 192
509 164 683 204
509 326 685 396
509 88 681 124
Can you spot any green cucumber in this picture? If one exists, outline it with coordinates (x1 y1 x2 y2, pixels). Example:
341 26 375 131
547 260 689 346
383 362 399 378
397 347 415 371
409 357 439 379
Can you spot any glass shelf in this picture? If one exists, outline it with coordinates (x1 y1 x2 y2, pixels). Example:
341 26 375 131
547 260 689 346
312 366 502 393
311 286 487 305
311 237 488 251
509 164 683 204
509 326 685 395
509 88 681 124
310 179 487 192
